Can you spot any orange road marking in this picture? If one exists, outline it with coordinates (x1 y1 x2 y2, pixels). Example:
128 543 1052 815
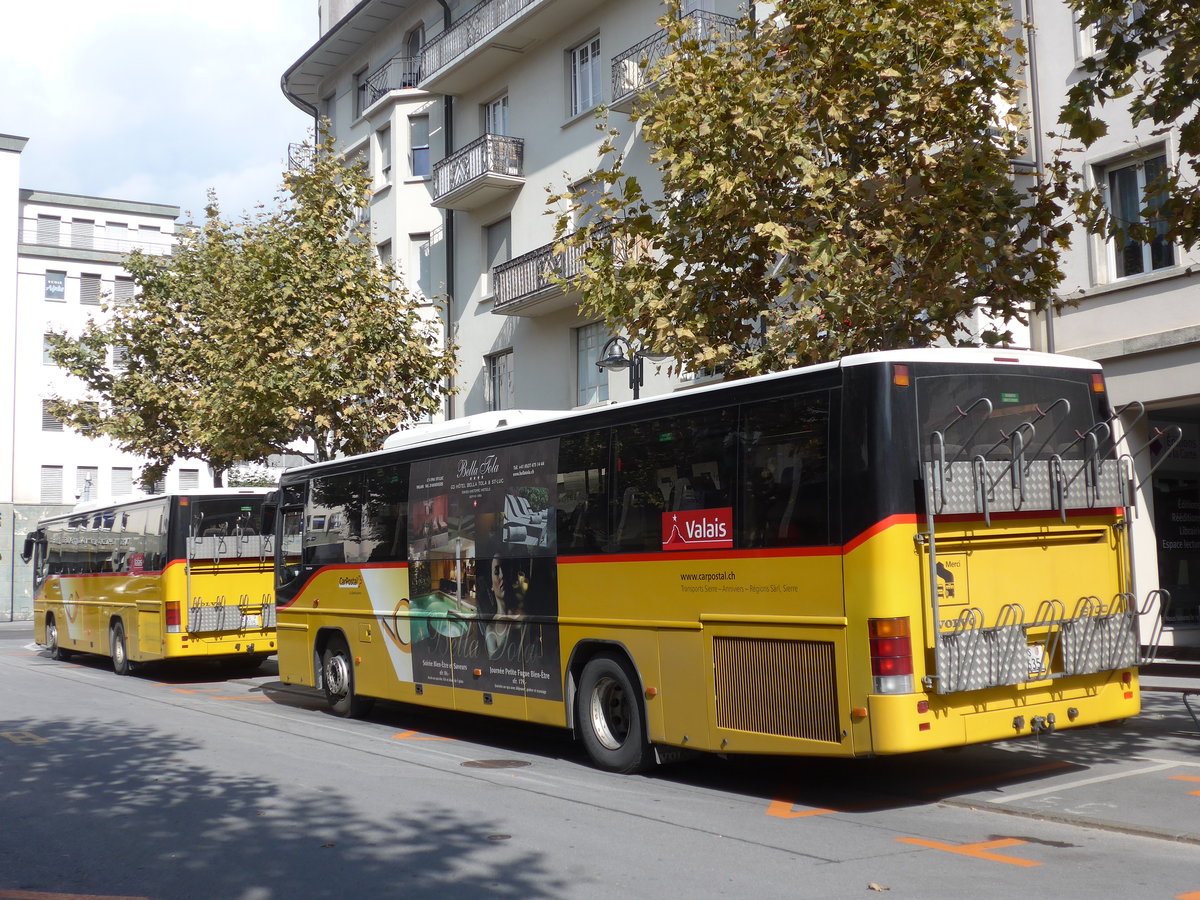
766 800 836 818
896 837 1040 867
1171 775 1200 796
919 761 1076 794
1176 893 1200 900
393 730 453 741
0 890 153 900
169 687 223 694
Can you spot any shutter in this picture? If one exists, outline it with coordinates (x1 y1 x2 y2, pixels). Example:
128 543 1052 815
80 274 102 305
112 468 133 495
40 466 64 504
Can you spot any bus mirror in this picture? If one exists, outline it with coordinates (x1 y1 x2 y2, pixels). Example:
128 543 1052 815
21 532 40 564
260 491 280 534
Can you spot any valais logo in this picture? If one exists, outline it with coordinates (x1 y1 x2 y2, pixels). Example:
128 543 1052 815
662 508 733 551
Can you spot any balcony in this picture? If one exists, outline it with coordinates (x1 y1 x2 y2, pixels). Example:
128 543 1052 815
610 10 739 113
365 56 422 106
19 218 173 258
420 0 595 95
432 134 525 211
492 225 624 316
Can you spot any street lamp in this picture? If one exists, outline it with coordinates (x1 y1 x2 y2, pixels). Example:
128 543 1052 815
596 335 645 400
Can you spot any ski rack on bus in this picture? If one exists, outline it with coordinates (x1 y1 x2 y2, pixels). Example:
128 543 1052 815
186 520 276 634
919 397 1182 695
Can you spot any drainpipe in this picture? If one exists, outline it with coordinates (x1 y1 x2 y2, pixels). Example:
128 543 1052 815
436 0 456 420
1025 0 1055 353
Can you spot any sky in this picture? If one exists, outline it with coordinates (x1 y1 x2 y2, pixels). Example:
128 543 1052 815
3 1 319 222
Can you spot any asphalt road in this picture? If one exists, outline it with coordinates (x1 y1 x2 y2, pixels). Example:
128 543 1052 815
1 620 1198 900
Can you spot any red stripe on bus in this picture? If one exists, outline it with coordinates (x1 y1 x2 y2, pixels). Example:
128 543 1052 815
558 546 842 565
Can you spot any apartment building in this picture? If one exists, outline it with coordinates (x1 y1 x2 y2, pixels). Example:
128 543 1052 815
1026 2 1200 647
283 0 735 418
1 134 216 620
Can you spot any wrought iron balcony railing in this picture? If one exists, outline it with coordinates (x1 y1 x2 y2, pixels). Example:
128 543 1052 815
611 10 739 107
432 134 524 204
421 0 538 81
288 142 314 172
366 56 422 105
493 224 624 311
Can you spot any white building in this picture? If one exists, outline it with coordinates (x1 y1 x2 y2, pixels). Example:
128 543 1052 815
1026 1 1200 649
1 134 216 621
282 0 736 418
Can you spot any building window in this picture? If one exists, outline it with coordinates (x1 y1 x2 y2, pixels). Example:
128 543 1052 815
45 270 66 301
107 222 128 248
378 125 392 180
410 233 432 298
354 66 370 117
115 276 135 302
71 219 95 250
377 239 393 268
111 345 128 371
321 93 335 129
42 400 64 432
80 273 102 305
405 25 425 85
149 479 166 495
179 469 200 491
37 215 61 245
112 468 133 496
486 350 515 411
40 466 64 504
76 467 99 502
569 36 602 117
485 217 511 296
409 115 430 178
43 335 56 366
485 95 509 135
1103 152 1175 279
576 322 610 407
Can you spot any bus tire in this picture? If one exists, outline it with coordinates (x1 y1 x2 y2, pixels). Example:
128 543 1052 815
321 635 374 718
45 614 71 661
110 621 134 676
577 652 654 774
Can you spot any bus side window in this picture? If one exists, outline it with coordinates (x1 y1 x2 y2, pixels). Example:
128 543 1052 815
615 408 737 553
307 472 363 565
363 463 409 563
556 430 610 554
739 392 830 548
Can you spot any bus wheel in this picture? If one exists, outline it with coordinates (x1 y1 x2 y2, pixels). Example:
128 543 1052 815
45 614 71 661
578 652 653 774
110 621 134 676
321 636 374 718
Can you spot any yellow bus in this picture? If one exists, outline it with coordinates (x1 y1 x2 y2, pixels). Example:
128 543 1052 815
25 490 277 674
271 349 1175 772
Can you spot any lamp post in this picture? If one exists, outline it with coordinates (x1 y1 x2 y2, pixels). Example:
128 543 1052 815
596 335 645 400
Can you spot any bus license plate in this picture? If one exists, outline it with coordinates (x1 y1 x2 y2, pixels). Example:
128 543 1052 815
1027 643 1047 676
245 614 261 629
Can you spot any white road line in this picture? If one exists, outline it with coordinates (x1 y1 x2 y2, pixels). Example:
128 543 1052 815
989 762 1180 804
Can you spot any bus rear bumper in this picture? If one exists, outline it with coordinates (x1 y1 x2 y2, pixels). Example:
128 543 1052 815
866 677 1141 754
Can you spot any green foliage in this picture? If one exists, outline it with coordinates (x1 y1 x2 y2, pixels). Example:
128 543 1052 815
552 0 1070 375
1061 0 1200 246
48 127 456 487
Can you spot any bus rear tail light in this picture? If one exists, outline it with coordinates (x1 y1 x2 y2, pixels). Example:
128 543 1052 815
869 617 914 694
165 601 182 634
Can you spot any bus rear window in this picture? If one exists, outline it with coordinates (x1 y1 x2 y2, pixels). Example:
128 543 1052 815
916 372 1105 463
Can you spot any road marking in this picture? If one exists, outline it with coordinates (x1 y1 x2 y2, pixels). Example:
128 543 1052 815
0 891 153 900
765 800 836 818
1175 892 1200 900
895 837 1040 867
212 695 271 702
168 687 223 694
1170 775 1200 796
0 731 47 745
918 760 1076 794
986 761 1179 804
393 730 453 741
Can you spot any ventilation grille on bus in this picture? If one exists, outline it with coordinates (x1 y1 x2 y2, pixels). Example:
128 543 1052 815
713 637 841 743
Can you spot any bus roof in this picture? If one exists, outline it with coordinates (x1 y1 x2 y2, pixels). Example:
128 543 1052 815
281 347 1101 480
59 488 273 519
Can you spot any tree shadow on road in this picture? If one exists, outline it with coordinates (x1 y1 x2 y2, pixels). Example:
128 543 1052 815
0 715 570 900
